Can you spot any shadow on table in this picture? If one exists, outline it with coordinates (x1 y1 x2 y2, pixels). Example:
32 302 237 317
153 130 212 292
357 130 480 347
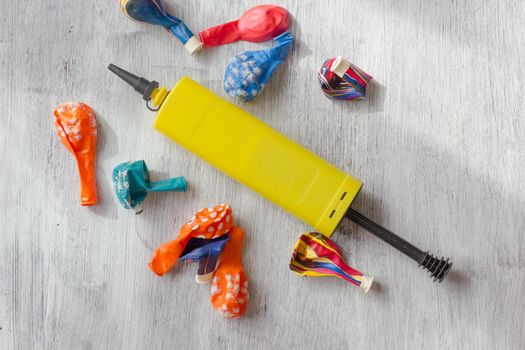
88 109 119 220
334 120 522 294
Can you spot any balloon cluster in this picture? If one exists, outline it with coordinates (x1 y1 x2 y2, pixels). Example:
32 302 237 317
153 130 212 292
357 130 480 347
149 204 249 318
119 1 293 102
120 1 289 53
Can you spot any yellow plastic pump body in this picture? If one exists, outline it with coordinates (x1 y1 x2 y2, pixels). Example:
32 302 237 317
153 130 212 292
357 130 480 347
153 77 362 236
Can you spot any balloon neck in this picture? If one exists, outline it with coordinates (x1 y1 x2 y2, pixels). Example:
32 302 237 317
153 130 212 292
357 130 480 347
108 64 169 109
269 32 294 62
76 154 97 206
146 176 187 192
330 56 351 78
199 20 241 47
221 228 244 267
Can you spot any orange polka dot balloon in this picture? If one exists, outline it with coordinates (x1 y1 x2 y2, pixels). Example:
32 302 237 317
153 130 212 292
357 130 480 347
182 204 233 238
210 227 249 318
149 204 233 276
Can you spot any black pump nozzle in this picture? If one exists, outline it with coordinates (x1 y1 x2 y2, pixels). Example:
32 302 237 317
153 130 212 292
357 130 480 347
108 64 159 102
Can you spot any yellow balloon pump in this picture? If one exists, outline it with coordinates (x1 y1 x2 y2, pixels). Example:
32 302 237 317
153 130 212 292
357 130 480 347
108 64 452 282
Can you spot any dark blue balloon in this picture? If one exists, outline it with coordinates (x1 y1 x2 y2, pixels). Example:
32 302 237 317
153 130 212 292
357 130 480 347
120 0 196 47
180 235 231 282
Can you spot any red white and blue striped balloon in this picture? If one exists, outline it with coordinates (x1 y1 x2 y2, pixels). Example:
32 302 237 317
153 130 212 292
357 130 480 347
318 57 372 101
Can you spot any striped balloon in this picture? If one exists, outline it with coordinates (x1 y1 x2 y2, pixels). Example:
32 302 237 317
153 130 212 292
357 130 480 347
317 57 372 101
290 232 374 292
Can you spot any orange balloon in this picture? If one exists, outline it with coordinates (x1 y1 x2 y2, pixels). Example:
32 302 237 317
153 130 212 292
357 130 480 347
210 226 249 318
149 204 233 276
53 102 98 206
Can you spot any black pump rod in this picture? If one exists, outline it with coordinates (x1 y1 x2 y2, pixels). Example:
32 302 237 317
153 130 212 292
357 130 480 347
345 208 452 282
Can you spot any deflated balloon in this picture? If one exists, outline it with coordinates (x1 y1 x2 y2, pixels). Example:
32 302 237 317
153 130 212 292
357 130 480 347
199 5 289 47
224 32 293 102
53 102 98 206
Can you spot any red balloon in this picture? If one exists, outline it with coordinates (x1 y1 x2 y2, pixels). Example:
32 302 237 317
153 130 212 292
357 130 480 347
199 5 289 47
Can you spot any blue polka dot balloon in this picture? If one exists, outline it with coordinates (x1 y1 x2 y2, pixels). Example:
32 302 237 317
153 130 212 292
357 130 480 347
224 32 293 102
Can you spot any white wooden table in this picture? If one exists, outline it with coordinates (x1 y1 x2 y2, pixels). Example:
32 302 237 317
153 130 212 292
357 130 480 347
1 0 524 348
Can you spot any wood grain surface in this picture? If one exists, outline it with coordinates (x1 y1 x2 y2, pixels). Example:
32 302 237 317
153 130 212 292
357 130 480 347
1 0 524 349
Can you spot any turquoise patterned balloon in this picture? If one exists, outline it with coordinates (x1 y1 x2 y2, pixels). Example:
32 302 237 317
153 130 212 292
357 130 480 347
112 160 187 209
224 32 293 102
